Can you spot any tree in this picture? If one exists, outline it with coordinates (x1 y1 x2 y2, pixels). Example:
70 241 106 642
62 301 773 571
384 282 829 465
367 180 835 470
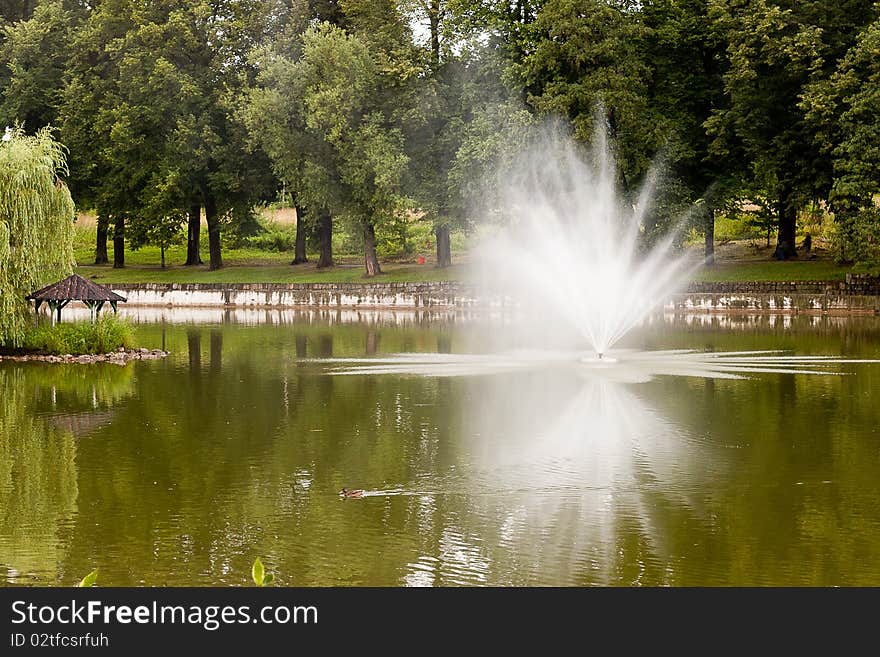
244 27 341 269
399 0 490 267
641 0 729 263
516 0 663 193
706 0 877 260
301 22 409 276
0 0 82 132
127 211 185 269
805 15 880 266
247 22 409 277
0 127 75 347
61 1 276 271
448 100 535 227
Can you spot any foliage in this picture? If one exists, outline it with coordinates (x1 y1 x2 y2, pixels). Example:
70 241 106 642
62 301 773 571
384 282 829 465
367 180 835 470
251 557 274 586
516 0 660 190
0 0 878 275
803 15 880 266
0 0 82 131
22 316 135 355
841 207 880 272
78 569 99 588
0 127 75 347
247 224 298 253
245 22 409 275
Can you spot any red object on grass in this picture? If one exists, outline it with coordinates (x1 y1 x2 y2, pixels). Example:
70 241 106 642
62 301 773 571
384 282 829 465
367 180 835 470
417 256 426 265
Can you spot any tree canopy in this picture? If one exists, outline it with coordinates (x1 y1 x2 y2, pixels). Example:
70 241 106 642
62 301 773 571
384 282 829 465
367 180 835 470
0 0 878 271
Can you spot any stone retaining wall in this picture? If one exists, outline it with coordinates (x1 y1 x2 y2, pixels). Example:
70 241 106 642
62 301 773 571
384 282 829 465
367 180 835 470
111 282 474 309
103 276 880 314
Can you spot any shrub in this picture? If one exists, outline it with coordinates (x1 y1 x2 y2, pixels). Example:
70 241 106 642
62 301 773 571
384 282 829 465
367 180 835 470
21 316 135 355
247 228 297 253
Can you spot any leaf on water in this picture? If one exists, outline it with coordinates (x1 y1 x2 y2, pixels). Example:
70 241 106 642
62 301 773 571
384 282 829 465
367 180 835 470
252 558 264 586
78 569 98 588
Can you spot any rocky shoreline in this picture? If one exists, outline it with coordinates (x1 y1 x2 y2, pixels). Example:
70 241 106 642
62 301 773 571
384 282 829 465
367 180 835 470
0 347 169 364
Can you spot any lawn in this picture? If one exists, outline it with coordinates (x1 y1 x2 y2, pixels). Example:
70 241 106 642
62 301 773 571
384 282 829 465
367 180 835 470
73 224 857 285
691 259 852 282
73 226 467 283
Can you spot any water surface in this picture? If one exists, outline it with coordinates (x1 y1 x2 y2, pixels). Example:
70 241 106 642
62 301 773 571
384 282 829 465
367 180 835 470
2 311 880 586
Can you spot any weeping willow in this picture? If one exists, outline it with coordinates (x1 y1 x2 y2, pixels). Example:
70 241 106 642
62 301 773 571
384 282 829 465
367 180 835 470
0 127 75 346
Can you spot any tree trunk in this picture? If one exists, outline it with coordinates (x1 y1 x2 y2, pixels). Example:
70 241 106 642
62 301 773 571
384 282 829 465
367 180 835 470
317 210 333 268
429 0 440 67
204 193 222 270
160 245 166 269
363 222 382 277
435 224 452 267
95 215 109 264
185 203 202 265
112 215 125 268
704 205 715 265
292 203 308 265
775 188 797 259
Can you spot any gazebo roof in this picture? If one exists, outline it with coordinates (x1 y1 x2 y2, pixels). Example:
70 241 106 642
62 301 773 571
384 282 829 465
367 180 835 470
27 273 126 303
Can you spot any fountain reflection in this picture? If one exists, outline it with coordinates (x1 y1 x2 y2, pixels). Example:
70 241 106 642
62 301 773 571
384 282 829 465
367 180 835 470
396 370 725 585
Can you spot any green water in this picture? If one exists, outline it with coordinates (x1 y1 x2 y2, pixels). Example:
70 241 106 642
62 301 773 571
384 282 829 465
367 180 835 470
2 312 880 586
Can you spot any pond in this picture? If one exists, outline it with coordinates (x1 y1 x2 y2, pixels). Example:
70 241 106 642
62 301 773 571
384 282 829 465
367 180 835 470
2 310 880 586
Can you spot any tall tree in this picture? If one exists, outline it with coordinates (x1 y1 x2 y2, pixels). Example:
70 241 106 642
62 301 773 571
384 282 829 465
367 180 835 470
62 0 276 270
706 0 877 259
400 0 482 267
516 0 662 193
804 14 880 264
0 1 82 131
642 0 728 263
0 127 75 346
247 22 409 276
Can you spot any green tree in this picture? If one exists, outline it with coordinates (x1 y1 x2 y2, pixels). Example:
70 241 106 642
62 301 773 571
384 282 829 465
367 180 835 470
642 0 729 263
0 1 83 132
706 0 877 259
803 15 880 265
399 0 499 267
516 0 662 192
58 1 279 271
0 127 75 346
247 22 409 277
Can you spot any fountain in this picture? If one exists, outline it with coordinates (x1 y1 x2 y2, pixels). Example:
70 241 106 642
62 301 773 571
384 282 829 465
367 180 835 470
323 123 878 380
476 123 697 358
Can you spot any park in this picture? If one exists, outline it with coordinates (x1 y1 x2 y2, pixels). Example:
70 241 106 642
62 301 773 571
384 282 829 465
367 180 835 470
1 0 880 589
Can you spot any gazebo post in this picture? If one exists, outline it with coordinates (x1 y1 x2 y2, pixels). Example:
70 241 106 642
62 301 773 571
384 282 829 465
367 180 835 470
56 300 69 324
34 299 42 326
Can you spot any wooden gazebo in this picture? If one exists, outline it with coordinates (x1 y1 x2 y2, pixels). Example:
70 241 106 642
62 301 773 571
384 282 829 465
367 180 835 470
27 274 126 324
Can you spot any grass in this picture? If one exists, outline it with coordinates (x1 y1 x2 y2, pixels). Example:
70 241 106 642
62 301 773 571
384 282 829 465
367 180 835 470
73 220 860 285
73 221 467 284
692 260 852 282
20 316 135 355
77 261 467 284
